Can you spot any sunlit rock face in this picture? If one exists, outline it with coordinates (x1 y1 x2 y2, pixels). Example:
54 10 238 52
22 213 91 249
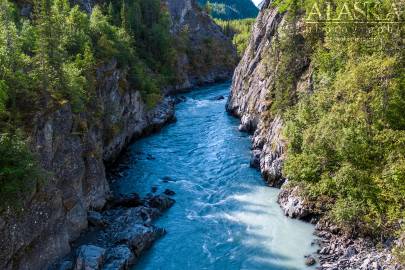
226 0 312 187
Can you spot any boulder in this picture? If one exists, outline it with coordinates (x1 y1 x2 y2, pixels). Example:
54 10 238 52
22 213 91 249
103 245 135 270
113 193 143 208
250 150 261 169
88 211 105 227
74 245 105 270
114 225 165 257
146 195 175 211
305 255 316 266
163 189 176 196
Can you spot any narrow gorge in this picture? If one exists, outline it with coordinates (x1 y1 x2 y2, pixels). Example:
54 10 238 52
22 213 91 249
0 0 404 270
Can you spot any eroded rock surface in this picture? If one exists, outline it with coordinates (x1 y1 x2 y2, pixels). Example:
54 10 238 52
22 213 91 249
53 193 174 270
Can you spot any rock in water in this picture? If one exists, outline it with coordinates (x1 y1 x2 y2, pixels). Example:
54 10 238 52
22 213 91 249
74 245 105 270
103 245 135 270
146 195 176 211
161 176 177 183
163 189 176 196
114 225 166 257
112 193 143 208
210 95 225 101
250 149 261 169
305 255 316 266
87 211 105 227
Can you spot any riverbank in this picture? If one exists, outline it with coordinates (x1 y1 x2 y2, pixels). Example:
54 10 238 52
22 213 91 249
277 185 403 270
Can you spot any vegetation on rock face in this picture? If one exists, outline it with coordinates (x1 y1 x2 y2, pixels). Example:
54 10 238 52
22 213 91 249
0 133 41 212
215 18 255 57
0 0 177 209
265 0 404 239
198 0 259 20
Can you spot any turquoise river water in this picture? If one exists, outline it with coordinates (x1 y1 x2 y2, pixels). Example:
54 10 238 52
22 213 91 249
112 83 317 270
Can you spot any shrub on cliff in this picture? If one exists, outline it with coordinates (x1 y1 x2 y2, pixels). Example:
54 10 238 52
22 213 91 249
0 133 42 212
264 0 405 238
0 0 178 207
215 18 255 57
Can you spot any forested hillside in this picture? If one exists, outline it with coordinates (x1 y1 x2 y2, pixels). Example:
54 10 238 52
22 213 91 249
0 0 175 210
198 0 258 19
215 18 255 56
0 0 237 268
228 0 404 267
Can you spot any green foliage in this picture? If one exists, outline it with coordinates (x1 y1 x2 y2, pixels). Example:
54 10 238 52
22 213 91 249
0 133 42 211
0 0 177 206
215 18 255 57
279 0 404 237
198 0 259 20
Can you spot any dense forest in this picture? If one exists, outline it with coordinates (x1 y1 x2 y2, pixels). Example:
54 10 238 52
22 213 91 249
265 0 404 252
198 0 259 19
215 18 255 56
0 0 181 210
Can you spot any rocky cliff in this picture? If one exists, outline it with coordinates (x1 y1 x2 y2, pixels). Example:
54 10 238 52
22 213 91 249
0 1 236 269
0 59 175 270
166 0 237 92
227 0 311 187
227 1 402 269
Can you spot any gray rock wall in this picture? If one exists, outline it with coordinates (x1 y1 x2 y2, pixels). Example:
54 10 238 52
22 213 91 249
226 0 311 187
0 59 175 270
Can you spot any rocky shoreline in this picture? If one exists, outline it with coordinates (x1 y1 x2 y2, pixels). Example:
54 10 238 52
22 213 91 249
277 186 403 270
52 192 176 270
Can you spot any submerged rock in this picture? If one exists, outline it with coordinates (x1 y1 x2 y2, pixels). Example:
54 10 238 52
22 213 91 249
210 95 225 101
163 189 176 196
161 176 176 183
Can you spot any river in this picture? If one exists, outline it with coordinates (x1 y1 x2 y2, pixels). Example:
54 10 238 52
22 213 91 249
112 83 317 270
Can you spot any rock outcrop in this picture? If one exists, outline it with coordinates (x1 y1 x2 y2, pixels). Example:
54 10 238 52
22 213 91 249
53 193 175 270
165 0 238 92
227 0 302 187
0 1 236 269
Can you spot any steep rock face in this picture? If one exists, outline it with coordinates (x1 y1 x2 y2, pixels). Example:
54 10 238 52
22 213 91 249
166 0 238 92
227 2 402 269
0 59 175 270
227 0 311 187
